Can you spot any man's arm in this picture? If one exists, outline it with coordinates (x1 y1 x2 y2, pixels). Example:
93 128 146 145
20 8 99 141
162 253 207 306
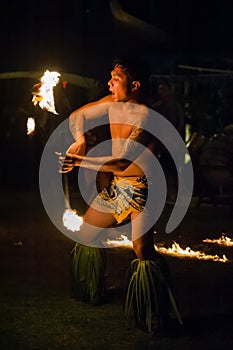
60 154 129 173
69 95 112 141
62 122 151 174
67 95 112 155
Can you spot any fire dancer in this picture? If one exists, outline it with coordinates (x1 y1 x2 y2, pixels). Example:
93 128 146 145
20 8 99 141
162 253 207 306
59 58 181 333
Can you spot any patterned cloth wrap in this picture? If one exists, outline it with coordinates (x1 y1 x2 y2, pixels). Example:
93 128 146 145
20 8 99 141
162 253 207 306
92 175 148 224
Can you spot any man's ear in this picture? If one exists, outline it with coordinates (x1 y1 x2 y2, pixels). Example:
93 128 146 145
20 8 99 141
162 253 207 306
131 81 140 91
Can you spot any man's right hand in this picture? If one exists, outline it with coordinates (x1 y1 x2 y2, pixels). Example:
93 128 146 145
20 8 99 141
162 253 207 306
66 137 86 156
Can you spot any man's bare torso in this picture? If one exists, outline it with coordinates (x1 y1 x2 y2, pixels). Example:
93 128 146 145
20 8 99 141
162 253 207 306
109 102 150 177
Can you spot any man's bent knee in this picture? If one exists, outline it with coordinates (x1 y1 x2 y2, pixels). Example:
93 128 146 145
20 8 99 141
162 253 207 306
72 221 105 247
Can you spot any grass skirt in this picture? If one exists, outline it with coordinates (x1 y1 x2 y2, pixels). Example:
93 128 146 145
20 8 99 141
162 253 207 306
71 243 107 305
123 258 182 333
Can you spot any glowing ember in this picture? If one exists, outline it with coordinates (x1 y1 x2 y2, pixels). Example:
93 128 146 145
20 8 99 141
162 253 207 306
105 234 133 248
27 117 35 135
62 209 83 232
32 70 60 114
155 242 228 263
203 234 233 247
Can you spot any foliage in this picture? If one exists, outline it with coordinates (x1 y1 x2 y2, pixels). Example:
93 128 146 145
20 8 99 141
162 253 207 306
72 243 107 305
124 259 182 333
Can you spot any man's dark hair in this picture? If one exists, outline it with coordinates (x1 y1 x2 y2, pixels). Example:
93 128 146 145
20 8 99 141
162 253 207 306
112 56 150 103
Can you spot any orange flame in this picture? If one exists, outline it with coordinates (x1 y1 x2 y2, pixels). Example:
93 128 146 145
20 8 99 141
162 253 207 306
203 234 233 247
105 236 228 263
155 242 228 263
32 70 60 114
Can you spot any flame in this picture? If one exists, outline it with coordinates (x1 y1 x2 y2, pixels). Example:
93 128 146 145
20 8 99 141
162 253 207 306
62 209 83 232
105 234 133 248
203 234 233 247
155 242 228 263
105 236 228 263
32 70 60 114
27 117 35 135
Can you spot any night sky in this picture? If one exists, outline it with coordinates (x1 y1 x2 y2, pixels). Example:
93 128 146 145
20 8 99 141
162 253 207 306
1 0 233 79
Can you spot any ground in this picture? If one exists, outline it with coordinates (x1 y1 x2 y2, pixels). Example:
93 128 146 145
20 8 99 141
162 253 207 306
0 187 233 349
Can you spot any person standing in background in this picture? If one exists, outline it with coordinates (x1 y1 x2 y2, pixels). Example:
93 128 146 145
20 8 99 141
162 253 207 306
152 80 185 202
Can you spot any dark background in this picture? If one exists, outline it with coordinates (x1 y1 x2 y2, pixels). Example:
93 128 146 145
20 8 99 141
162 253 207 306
1 0 233 78
1 0 233 190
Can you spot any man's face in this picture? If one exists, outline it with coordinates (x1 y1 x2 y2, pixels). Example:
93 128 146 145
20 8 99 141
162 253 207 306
108 65 130 102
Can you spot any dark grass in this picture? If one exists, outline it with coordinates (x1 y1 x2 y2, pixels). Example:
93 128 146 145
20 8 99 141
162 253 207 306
1 292 233 350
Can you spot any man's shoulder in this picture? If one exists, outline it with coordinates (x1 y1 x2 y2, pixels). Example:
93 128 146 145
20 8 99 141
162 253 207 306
125 103 149 124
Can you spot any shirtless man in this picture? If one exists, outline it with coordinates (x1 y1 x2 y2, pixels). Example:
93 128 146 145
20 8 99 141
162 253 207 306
61 59 158 260
60 59 173 332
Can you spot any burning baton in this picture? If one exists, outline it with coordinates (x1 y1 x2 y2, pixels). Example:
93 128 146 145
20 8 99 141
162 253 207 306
31 70 83 230
31 71 232 263
32 70 60 114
